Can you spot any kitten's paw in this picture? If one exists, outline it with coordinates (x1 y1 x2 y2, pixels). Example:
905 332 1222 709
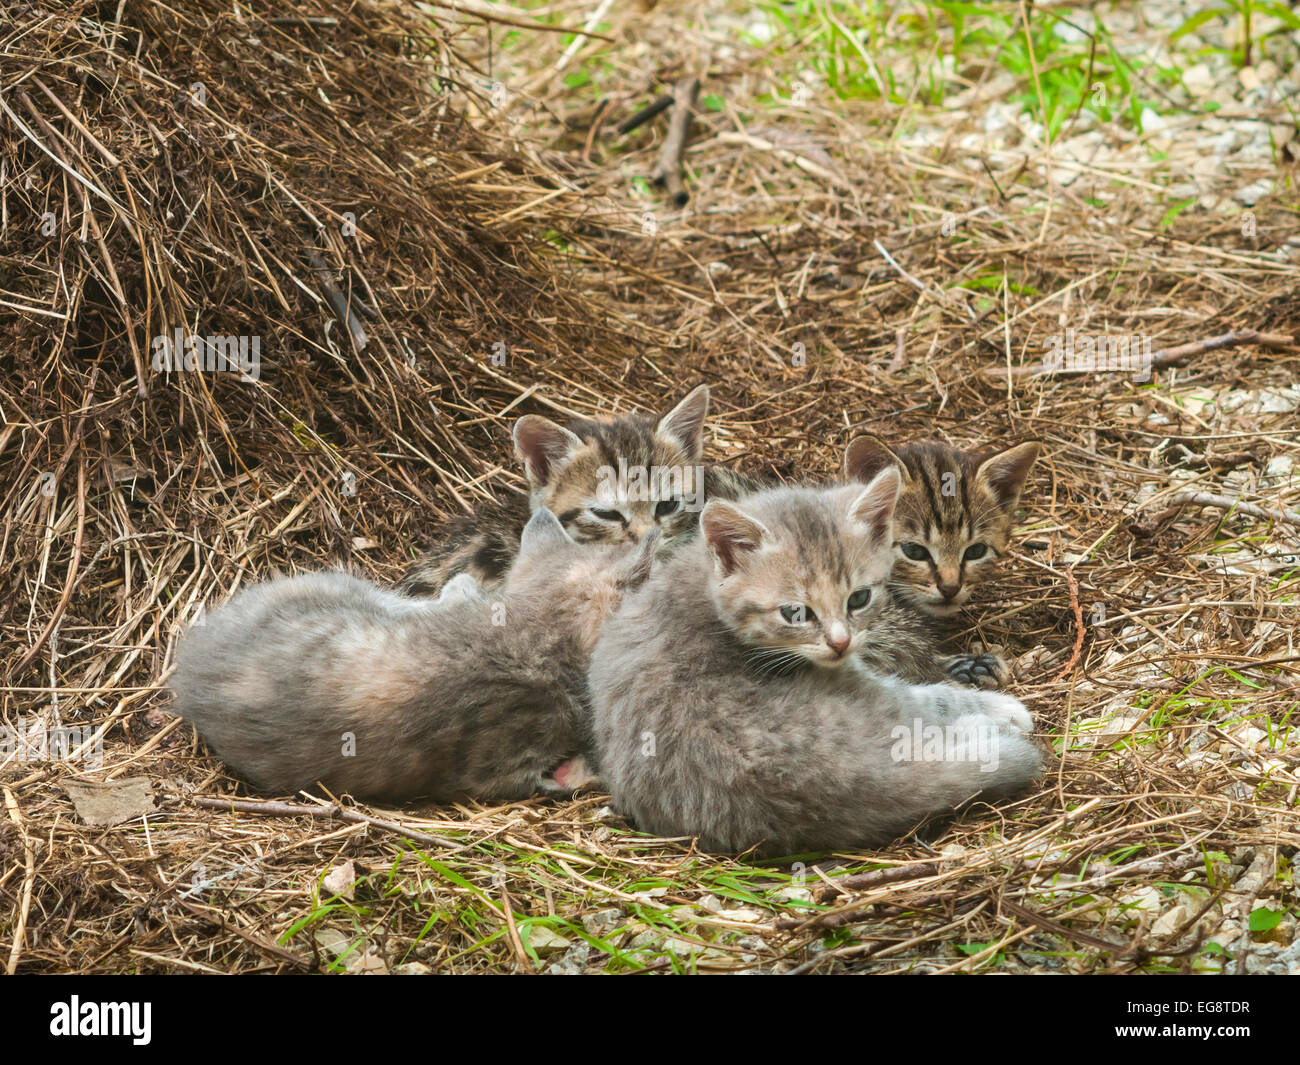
976 692 1033 735
540 756 600 794
945 653 1009 690
436 572 485 606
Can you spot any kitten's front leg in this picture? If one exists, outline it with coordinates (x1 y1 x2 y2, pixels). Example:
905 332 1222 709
904 682 1033 736
943 652 1009 690
436 572 486 606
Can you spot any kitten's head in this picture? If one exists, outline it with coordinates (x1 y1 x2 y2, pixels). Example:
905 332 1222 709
699 469 902 669
844 435 1040 617
505 508 660 652
512 384 710 549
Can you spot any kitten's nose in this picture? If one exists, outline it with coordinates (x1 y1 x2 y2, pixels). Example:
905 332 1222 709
937 575 962 601
826 622 851 658
627 522 651 543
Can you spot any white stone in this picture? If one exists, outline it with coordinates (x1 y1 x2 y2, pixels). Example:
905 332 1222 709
1139 107 1167 133
581 908 623 936
1182 63 1216 97
524 926 571 953
1263 456 1294 484
1227 180 1268 206
1152 903 1191 938
1120 886 1165 914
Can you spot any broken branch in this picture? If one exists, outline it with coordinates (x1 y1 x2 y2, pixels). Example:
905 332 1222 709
651 77 699 207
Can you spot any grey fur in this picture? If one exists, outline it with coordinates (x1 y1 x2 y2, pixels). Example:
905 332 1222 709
588 480 1042 856
171 511 658 802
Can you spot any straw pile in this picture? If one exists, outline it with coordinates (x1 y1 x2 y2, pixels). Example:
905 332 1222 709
1 0 1297 974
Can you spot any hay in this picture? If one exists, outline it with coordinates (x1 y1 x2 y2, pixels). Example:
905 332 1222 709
2 0 1298 974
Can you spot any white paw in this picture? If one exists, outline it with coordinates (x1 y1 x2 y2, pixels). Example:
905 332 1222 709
979 692 1033 734
436 572 484 606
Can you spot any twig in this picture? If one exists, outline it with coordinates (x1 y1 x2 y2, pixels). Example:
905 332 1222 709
307 251 368 351
872 238 975 320
1050 564 1085 683
816 861 940 900
268 16 338 27
985 328 1298 379
1066 850 1206 894
3 789 37 975
531 0 616 91
888 328 907 372
712 131 853 191
188 796 466 851
11 455 88 681
615 93 673 136
999 898 1137 956
1167 491 1300 528
417 0 614 41
651 77 700 207
142 869 311 970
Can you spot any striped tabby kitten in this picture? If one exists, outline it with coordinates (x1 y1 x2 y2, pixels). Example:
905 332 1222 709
401 384 759 597
588 467 1042 856
171 510 658 802
844 435 1041 688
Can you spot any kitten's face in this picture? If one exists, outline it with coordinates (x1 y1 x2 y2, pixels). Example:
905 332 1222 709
505 510 659 653
701 472 901 670
845 437 1040 617
512 385 710 552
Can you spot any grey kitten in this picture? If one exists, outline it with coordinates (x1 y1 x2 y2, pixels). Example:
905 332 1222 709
170 510 657 802
587 468 1043 856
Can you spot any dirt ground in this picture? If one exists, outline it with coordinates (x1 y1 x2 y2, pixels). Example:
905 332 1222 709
2 0 1297 973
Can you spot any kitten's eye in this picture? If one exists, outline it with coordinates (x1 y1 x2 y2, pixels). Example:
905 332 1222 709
590 508 625 523
780 604 814 624
847 588 871 612
963 543 989 561
655 498 682 519
901 542 930 562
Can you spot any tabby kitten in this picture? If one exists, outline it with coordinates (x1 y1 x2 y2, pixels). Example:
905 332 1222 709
401 384 760 597
588 468 1043 856
171 510 657 802
844 435 1040 688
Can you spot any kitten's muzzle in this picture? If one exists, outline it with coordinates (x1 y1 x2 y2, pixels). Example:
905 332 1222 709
825 621 851 658
936 578 963 602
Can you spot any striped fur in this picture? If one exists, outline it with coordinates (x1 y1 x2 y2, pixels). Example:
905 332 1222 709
400 385 765 597
845 436 1040 618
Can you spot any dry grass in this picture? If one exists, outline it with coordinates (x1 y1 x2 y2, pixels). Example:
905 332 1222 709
1 0 1297 974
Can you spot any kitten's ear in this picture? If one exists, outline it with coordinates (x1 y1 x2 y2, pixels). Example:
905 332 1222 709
975 441 1041 509
617 528 662 589
518 507 572 560
657 384 710 459
701 499 768 576
847 466 902 545
844 434 904 485
513 416 585 488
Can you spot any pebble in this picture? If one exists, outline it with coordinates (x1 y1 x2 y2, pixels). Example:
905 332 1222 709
582 907 624 937
1262 455 1294 485
1182 63 1215 97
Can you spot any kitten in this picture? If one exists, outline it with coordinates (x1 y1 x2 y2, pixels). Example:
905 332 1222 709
844 435 1040 689
171 510 658 802
588 468 1042 856
401 384 761 597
